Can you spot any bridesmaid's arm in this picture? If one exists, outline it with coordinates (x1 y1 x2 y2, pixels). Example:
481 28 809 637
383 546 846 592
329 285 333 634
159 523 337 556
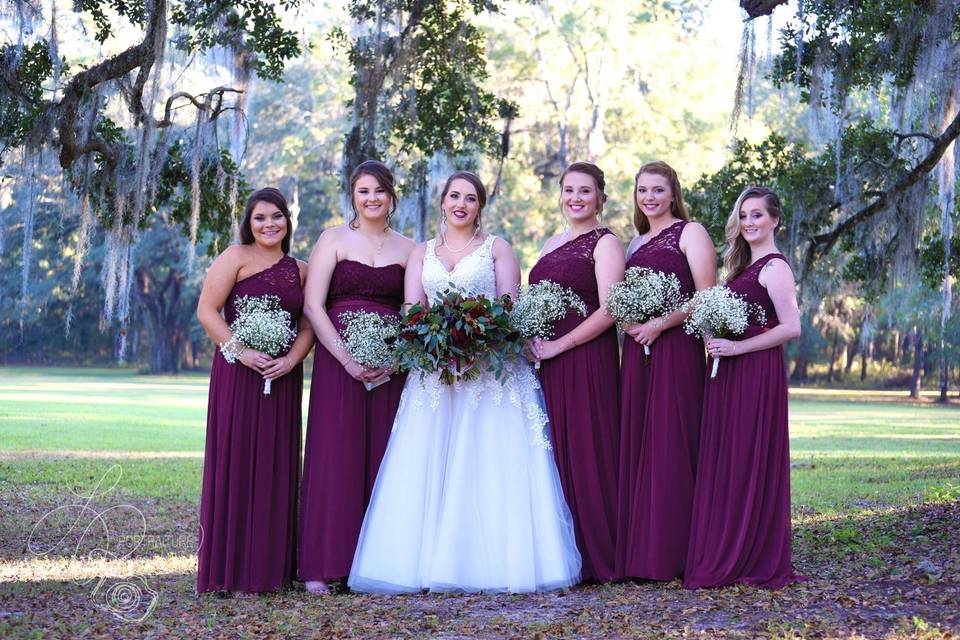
403 243 429 311
531 233 624 361
706 259 801 358
625 222 717 345
196 246 272 373
303 229 377 383
262 260 315 380
492 237 521 299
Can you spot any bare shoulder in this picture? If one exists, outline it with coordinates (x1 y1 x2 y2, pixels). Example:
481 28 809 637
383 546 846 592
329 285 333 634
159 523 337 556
212 244 248 269
391 229 417 249
680 221 712 242
491 235 515 257
596 231 623 251
540 231 566 255
759 255 796 286
408 241 428 261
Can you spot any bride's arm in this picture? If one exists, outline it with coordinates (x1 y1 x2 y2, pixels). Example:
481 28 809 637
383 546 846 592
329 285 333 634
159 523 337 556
403 243 429 312
491 237 521 299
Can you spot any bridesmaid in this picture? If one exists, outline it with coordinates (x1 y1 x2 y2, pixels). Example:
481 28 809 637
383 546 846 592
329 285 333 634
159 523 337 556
616 161 716 581
299 160 415 594
684 186 803 589
196 187 314 594
528 161 625 582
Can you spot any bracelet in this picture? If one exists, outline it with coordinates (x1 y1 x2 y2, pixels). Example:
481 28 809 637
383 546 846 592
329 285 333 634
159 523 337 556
219 337 245 364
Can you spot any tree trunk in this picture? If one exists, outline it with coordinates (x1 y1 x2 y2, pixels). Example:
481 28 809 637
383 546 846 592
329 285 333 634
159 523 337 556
136 262 185 374
791 353 809 382
844 337 858 375
910 327 923 399
827 328 841 382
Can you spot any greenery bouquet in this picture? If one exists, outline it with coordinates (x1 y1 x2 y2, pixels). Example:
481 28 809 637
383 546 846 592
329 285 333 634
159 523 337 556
394 288 522 385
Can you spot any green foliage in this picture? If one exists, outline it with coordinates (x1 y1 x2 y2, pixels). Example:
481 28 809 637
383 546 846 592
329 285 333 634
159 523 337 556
771 1 951 98
155 141 251 255
76 0 147 44
0 41 55 155
170 0 302 82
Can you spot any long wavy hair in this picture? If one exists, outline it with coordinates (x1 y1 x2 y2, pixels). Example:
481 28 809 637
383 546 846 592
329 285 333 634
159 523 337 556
559 161 608 218
348 160 398 229
723 186 783 282
632 160 689 235
239 187 292 254
439 171 487 231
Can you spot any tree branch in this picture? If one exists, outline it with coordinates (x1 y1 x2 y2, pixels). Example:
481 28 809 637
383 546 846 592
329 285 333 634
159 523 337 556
57 0 168 170
800 108 960 279
739 0 789 20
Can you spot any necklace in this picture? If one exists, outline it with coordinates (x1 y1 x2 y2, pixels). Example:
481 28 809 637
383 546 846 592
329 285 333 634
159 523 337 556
442 228 480 253
355 226 389 255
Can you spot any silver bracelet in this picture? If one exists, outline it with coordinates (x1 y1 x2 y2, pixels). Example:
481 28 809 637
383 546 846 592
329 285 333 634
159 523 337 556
219 337 245 364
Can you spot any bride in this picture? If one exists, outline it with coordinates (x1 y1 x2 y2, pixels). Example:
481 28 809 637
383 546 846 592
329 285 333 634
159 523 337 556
348 171 582 593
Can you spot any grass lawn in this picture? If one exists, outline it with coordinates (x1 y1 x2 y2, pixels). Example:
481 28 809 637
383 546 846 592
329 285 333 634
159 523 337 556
1 366 958 638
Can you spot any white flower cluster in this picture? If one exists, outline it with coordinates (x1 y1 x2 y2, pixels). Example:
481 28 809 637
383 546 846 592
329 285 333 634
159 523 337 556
230 295 297 357
511 280 587 339
682 286 766 339
337 310 398 369
605 267 684 325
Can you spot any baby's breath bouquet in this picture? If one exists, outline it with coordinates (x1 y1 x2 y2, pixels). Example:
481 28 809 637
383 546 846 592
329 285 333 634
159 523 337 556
229 295 297 395
606 267 685 356
683 286 766 379
337 310 400 390
511 280 587 369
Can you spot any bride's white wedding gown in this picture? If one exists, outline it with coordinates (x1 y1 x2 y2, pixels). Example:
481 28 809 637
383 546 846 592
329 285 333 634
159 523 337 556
348 234 582 593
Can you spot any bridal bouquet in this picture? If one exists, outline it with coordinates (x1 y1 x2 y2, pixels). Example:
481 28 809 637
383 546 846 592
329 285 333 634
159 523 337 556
683 286 766 379
395 288 522 385
227 295 297 394
511 280 587 369
337 310 400 391
606 267 684 356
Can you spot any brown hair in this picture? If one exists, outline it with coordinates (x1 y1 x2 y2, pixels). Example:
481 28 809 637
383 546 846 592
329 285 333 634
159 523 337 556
632 160 689 235
723 186 784 281
348 160 398 229
440 171 487 229
559 161 608 217
239 187 292 254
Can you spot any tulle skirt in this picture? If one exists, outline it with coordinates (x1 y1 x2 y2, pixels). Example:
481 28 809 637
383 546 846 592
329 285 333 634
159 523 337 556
348 361 582 594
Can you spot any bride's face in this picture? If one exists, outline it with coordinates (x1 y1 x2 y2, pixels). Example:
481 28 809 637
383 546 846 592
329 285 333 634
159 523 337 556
442 179 481 231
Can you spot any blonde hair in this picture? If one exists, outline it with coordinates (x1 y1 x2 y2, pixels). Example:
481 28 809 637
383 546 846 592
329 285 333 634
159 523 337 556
633 160 689 235
559 161 608 218
723 186 783 281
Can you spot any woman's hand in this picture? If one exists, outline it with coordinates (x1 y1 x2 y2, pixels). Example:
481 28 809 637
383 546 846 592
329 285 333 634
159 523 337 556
262 355 296 381
706 338 738 358
528 338 565 362
627 318 664 347
239 349 271 373
342 358 373 383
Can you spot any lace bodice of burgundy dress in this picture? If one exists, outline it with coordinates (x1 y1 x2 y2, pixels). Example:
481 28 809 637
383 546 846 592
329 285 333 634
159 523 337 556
326 259 405 310
725 253 786 338
529 228 615 337
627 219 695 297
225 255 303 331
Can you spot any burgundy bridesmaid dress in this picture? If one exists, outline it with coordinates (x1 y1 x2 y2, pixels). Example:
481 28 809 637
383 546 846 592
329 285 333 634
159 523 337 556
684 253 804 589
529 228 620 582
298 259 407 582
197 256 303 593
616 220 706 581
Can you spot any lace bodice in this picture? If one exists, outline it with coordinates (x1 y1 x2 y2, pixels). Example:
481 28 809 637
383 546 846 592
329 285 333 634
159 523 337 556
628 220 695 296
726 253 787 336
225 255 303 326
422 234 498 300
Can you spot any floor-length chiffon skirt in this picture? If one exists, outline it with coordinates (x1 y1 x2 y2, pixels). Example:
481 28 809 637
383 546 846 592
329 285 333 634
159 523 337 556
298 298 406 582
197 354 302 592
684 345 803 589
617 327 705 580
538 329 620 582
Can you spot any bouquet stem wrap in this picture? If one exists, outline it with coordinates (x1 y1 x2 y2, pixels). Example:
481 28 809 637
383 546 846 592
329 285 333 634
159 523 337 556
683 287 766 380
